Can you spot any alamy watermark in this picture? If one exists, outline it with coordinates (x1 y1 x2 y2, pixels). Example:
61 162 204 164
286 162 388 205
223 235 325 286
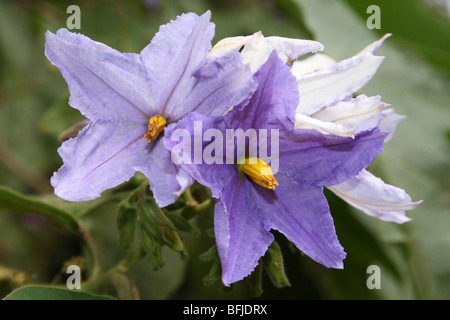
67 5 81 30
366 265 381 290
66 265 81 289
169 121 280 173
367 5 381 30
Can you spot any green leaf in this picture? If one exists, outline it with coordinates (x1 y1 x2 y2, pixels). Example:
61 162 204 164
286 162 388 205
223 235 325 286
137 190 184 252
137 197 164 241
0 185 78 232
202 259 222 287
79 200 186 299
139 226 165 270
116 196 138 250
199 245 218 262
4 286 115 300
262 241 290 288
166 212 201 237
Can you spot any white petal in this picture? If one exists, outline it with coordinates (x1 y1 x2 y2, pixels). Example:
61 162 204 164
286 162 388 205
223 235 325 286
379 108 406 142
294 113 356 137
240 32 273 72
243 35 323 71
295 95 386 136
175 168 194 197
264 36 324 64
209 32 272 72
209 32 324 72
314 95 386 131
291 53 336 75
295 35 390 115
296 53 385 115
208 33 258 58
355 33 392 56
328 169 422 224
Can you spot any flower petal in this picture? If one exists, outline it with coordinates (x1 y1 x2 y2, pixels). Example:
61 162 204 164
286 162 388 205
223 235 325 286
355 33 392 56
278 128 387 187
45 29 152 123
135 138 194 207
313 95 386 132
264 35 324 64
177 52 256 119
243 34 323 72
329 169 422 223
294 36 390 115
295 54 384 115
295 95 387 136
227 51 299 132
217 175 347 286
140 11 215 119
52 120 188 206
215 32 271 73
164 112 236 198
209 31 324 72
51 121 148 201
379 108 406 142
208 34 256 58
260 179 346 269
291 53 336 74
294 113 355 137
215 177 274 286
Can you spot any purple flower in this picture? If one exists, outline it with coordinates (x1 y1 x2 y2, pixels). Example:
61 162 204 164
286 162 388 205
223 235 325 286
164 52 388 286
213 32 421 223
45 11 254 207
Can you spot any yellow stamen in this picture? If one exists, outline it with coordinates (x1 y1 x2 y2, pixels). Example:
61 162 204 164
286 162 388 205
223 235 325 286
241 157 279 190
144 115 167 143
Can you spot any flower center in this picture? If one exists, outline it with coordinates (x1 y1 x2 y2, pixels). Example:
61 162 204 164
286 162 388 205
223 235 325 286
144 115 167 143
241 157 279 190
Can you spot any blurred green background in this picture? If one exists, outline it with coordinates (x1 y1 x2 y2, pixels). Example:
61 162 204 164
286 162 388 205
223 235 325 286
0 0 449 300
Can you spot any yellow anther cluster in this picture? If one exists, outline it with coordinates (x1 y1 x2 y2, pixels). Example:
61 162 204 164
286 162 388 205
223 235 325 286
241 157 279 190
144 115 167 143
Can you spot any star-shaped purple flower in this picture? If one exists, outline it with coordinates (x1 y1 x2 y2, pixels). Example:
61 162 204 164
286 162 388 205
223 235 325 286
164 52 388 286
45 11 254 207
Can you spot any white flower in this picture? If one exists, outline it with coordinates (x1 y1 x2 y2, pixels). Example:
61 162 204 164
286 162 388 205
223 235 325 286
209 31 324 72
210 32 421 223
328 169 421 223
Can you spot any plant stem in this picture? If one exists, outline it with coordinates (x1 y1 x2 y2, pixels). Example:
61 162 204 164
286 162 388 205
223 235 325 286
79 224 101 280
81 246 146 294
112 246 147 274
